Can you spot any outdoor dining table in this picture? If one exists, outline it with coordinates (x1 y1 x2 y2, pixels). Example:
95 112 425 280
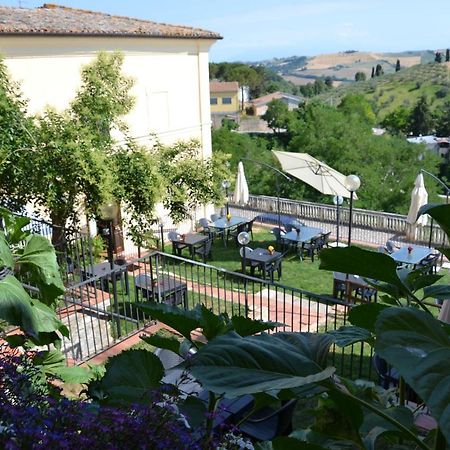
390 245 435 265
333 271 375 303
209 216 247 246
170 232 208 257
245 247 282 279
82 260 129 294
281 226 324 245
134 274 188 307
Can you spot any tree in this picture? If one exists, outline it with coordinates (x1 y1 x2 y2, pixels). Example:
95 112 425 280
286 101 440 213
0 53 228 245
435 101 450 136
262 98 290 134
337 94 376 125
354 71 366 82
380 106 411 134
408 95 435 136
375 64 384 76
371 66 375 78
435 51 443 63
446 49 450 62
395 59 401 72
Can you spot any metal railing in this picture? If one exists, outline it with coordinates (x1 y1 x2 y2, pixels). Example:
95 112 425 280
229 194 445 247
59 251 378 381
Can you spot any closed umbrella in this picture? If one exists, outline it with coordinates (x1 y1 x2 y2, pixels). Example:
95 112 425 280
233 161 249 205
406 173 428 226
272 151 354 199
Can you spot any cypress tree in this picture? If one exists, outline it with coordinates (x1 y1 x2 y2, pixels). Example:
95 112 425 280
375 64 383 76
435 51 443 63
446 49 450 62
371 66 375 78
395 59 401 72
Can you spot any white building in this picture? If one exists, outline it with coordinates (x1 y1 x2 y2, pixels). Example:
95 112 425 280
0 4 221 252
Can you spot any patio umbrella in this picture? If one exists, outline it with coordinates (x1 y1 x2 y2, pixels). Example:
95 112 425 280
272 151 354 199
233 161 249 205
406 173 428 226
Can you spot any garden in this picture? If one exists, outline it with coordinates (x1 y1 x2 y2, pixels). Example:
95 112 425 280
0 203 449 449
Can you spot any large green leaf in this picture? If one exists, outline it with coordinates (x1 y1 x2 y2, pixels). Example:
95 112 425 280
422 284 450 301
375 307 450 442
17 234 64 304
199 305 229 340
191 332 335 397
348 303 389 333
0 274 38 334
327 326 373 347
140 332 181 354
135 302 201 340
30 299 69 336
0 232 13 269
231 315 282 336
319 247 402 288
98 349 164 405
0 207 30 244
273 332 334 368
418 204 450 237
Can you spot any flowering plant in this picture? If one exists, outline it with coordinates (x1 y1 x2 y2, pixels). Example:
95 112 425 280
268 245 275 254
407 245 414 254
226 213 232 221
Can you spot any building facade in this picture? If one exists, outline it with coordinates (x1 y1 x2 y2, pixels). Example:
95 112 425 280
0 4 221 252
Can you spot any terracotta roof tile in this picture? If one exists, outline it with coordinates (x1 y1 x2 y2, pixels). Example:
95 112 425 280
210 81 239 92
0 4 222 40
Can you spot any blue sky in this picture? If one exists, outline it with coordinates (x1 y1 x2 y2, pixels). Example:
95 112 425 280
4 0 450 61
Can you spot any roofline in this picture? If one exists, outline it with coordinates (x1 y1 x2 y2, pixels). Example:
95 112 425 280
0 31 222 40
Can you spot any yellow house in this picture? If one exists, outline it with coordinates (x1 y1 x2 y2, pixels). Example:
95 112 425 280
209 81 239 127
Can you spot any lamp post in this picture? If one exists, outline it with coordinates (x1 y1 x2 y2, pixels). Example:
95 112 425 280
157 217 165 253
222 179 231 216
333 195 344 245
344 175 361 246
240 158 291 230
99 202 121 337
237 231 251 315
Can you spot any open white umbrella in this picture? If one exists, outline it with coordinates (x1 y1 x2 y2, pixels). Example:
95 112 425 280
406 173 428 226
272 151 354 199
233 161 249 205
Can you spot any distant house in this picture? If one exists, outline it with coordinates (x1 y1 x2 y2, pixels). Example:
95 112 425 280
407 135 450 160
250 92 303 116
209 81 240 127
0 4 221 251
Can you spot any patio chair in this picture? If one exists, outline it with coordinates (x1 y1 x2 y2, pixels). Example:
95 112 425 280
199 218 223 240
228 223 246 244
271 227 286 250
210 213 220 222
355 286 378 302
265 258 282 282
244 219 255 239
320 231 332 248
168 231 187 256
385 240 399 254
237 399 298 442
418 253 440 274
239 246 260 275
193 239 213 263
301 236 322 262
377 246 389 253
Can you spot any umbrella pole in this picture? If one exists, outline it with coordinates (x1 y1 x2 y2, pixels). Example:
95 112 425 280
276 176 281 230
336 203 340 245
348 191 354 247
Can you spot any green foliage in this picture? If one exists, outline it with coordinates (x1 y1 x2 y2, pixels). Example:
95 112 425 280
395 59 401 72
354 71 366 82
380 106 410 134
262 98 290 133
435 101 450 136
407 95 435 136
286 100 440 213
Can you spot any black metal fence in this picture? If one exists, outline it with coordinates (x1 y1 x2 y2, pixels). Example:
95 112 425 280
60 251 376 381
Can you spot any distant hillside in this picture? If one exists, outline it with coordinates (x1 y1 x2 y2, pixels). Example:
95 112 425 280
314 62 450 120
261 50 436 85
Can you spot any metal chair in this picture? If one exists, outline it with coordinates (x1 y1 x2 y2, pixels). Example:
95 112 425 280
228 222 246 244
271 227 286 249
320 231 332 248
244 219 255 239
168 231 187 256
239 246 259 274
419 253 440 274
200 218 222 240
301 236 322 262
210 213 220 222
385 240 399 254
193 239 213 263
265 258 282 282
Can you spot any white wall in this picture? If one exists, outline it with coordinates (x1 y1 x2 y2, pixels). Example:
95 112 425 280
0 35 217 249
